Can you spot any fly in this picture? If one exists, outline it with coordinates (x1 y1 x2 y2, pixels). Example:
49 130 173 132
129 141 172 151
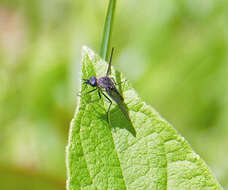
83 48 130 125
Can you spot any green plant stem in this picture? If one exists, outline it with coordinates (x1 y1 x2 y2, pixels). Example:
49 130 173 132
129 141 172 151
100 0 116 61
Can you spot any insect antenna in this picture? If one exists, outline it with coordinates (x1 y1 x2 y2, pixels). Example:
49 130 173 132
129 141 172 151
106 47 114 76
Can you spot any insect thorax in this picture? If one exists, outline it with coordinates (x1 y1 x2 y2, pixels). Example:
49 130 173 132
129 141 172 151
97 77 114 90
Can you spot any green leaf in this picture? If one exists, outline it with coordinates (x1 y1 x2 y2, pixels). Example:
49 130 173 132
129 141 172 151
66 46 223 190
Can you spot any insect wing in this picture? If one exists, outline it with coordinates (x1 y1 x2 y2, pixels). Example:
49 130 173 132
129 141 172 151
106 87 130 121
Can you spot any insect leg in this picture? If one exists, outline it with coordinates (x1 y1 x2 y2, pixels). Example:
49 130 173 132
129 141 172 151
77 87 97 97
87 88 97 94
80 88 101 107
110 77 127 87
98 90 102 99
110 77 117 85
116 79 127 86
86 88 99 103
101 92 112 125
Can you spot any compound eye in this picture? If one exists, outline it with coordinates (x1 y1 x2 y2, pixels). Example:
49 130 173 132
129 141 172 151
90 76 97 86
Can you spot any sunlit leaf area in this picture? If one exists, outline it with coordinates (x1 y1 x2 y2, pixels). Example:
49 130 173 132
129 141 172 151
67 47 222 190
0 1 227 189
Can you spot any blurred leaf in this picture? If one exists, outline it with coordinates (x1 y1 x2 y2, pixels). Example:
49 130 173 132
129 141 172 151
0 166 64 190
66 47 222 190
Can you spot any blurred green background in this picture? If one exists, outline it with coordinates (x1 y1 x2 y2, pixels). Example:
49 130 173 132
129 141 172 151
0 0 227 189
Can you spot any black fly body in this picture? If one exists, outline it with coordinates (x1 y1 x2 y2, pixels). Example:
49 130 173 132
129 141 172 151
83 48 130 125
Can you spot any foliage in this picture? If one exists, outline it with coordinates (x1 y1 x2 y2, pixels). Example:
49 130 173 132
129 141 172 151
66 47 222 190
0 0 228 189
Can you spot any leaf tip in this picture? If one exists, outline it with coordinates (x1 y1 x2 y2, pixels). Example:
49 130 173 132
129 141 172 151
81 45 96 61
